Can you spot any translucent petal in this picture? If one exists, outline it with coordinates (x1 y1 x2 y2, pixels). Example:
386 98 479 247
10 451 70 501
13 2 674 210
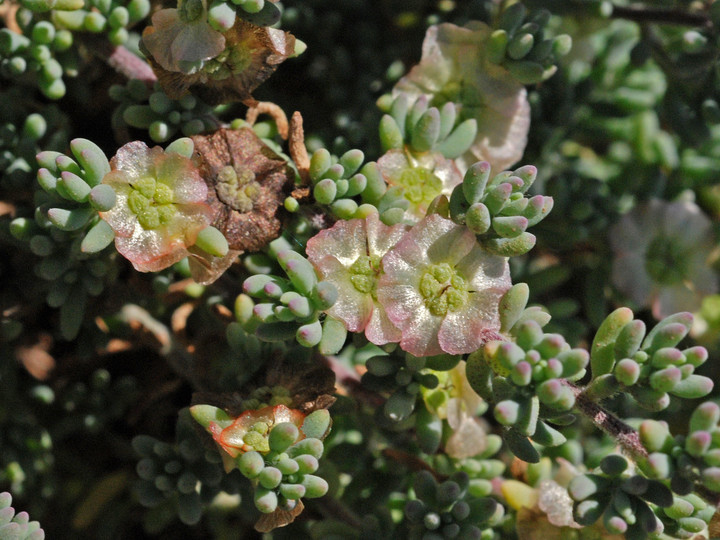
306 218 367 267
172 21 225 66
364 300 402 345
439 289 504 354
611 253 652 307
188 247 241 284
155 153 207 203
319 256 374 333
111 141 156 180
365 212 408 259
115 224 189 272
653 285 699 320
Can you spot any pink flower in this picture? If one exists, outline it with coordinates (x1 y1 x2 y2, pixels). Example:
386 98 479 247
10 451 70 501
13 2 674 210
376 149 463 220
377 214 511 356
100 141 213 272
306 213 407 345
610 199 718 319
393 22 530 172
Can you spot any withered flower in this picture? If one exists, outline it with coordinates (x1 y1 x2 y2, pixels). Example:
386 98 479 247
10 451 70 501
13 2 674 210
191 127 295 253
143 18 295 105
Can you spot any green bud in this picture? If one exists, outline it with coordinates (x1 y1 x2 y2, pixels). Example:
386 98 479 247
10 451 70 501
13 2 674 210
165 137 195 158
591 307 634 377
208 1 236 31
277 250 317 295
89 184 117 211
491 215 528 238
195 226 229 257
294 454 319 475
289 438 324 460
614 319 646 360
410 108 441 152
614 358 640 386
279 483 306 500
301 410 331 440
651 347 684 368
238 450 265 478
331 198 358 220
505 59 545 85
642 313 692 353
379 115 403 151
47 206 95 231
269 422 300 453
58 171 91 202
338 149 364 177
499 283 529 333
258 466 282 489
384 390 416 422
669 374 713 399
436 119 477 159
313 178 337 205
600 454 628 476
507 32 534 60
70 139 110 187
302 474 329 498
309 148 332 181
487 29 509 64
690 402 720 432
683 346 708 367
481 232 536 257
254 487 278 513
296 319 322 347
649 367 682 393
531 420 565 447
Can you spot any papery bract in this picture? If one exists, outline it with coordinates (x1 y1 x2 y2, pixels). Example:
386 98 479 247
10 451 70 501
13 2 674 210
610 199 718 319
393 22 530 172
99 141 213 272
377 214 511 356
306 212 406 345
376 149 462 220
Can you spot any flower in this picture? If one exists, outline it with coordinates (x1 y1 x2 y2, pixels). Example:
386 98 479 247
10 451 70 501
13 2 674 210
144 18 295 105
610 198 718 319
423 362 488 459
376 148 462 220
377 214 511 356
192 127 295 252
393 22 530 172
208 404 306 458
99 141 213 272
141 0 225 74
306 212 407 345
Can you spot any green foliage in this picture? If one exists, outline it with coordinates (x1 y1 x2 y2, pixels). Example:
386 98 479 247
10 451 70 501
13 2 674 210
110 80 221 143
0 491 45 540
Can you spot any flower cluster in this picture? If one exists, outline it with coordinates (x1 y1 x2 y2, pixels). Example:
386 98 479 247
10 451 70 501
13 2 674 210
307 212 511 357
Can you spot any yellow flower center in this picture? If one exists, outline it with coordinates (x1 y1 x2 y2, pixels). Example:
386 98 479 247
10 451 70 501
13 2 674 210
128 176 177 230
397 167 443 208
349 254 381 295
419 262 469 316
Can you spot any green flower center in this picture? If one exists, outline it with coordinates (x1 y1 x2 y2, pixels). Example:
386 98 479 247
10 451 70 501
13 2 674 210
397 167 443 208
419 262 469 316
349 254 381 295
203 43 253 80
215 165 261 212
127 176 177 230
645 236 689 285
242 421 270 453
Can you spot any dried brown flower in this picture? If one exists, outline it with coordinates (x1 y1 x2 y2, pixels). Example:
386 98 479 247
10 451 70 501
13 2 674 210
144 18 295 106
191 127 295 252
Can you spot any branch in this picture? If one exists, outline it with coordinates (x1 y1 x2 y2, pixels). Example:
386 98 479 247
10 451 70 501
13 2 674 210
562 379 648 460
